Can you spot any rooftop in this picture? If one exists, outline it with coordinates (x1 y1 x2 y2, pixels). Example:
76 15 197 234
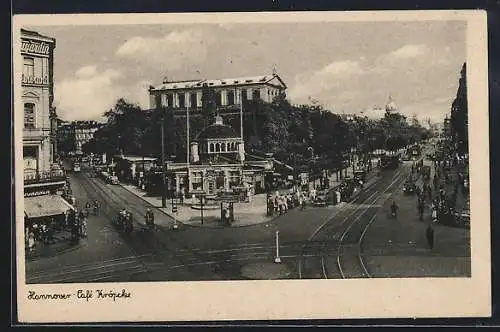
150 73 287 91
21 28 56 43
196 116 240 140
113 155 158 162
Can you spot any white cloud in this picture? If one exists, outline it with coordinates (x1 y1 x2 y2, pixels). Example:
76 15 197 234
386 44 428 60
115 29 210 70
75 65 98 78
288 60 363 103
54 66 125 121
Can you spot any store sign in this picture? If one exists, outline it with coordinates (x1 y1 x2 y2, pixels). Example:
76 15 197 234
24 189 51 197
21 40 50 56
22 73 49 85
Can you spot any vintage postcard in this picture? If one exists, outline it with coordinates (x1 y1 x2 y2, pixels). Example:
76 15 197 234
13 10 490 323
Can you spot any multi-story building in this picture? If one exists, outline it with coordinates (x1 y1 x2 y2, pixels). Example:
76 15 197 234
21 29 73 226
57 120 103 155
148 73 287 113
21 29 66 194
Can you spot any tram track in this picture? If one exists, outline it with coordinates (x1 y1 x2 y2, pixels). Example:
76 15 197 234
334 162 421 279
298 163 414 280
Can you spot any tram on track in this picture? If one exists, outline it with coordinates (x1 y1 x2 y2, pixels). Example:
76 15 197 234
380 154 401 170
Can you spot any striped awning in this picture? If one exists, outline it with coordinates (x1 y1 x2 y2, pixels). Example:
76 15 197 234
24 195 74 219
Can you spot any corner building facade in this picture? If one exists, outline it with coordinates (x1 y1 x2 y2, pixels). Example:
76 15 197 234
21 29 57 178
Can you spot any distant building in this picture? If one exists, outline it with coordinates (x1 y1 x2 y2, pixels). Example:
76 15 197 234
148 73 287 113
443 115 452 138
57 120 103 155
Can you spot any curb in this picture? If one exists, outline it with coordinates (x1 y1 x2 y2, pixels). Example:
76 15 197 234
26 240 85 262
120 184 290 230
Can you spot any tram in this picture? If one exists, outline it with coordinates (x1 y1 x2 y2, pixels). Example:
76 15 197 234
407 145 421 160
72 161 81 172
380 154 401 170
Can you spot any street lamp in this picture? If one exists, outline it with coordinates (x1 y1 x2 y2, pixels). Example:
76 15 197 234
307 146 314 189
274 229 281 264
160 110 167 208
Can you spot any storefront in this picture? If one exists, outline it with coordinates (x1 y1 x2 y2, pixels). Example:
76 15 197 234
24 193 75 230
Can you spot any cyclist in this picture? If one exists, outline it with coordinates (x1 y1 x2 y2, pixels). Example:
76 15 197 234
390 200 399 217
93 199 99 216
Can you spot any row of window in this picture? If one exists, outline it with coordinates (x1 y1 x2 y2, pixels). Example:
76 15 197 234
200 141 240 154
157 87 282 108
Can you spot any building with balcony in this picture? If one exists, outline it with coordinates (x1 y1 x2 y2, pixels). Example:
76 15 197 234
21 29 71 223
22 29 57 180
148 73 287 113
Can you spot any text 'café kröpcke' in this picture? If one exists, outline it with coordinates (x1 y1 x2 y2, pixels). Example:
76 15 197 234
21 29 73 230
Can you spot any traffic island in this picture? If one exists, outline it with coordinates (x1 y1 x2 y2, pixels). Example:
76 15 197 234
240 262 295 280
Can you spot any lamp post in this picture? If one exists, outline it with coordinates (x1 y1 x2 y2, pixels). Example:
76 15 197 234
200 172 204 225
274 229 281 264
160 111 167 208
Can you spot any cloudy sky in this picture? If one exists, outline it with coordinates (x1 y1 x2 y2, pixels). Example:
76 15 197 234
26 20 466 123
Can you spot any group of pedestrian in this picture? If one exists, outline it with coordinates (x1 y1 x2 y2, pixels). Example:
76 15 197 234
267 190 301 216
25 217 57 252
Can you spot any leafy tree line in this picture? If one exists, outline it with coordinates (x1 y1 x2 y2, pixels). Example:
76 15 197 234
83 91 430 170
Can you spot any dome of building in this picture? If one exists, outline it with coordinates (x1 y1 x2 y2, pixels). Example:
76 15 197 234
196 115 239 140
385 96 398 112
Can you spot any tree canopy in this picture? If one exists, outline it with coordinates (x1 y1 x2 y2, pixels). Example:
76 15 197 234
83 90 430 170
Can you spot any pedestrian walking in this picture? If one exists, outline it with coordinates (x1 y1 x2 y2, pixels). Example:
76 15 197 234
28 231 35 252
426 224 435 250
80 217 88 237
300 194 306 211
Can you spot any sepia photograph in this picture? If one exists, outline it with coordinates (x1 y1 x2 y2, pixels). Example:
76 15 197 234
14 11 490 322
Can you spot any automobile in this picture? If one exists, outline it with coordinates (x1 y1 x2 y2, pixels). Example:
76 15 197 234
110 175 119 185
402 154 411 161
313 190 329 207
403 180 417 194
353 170 366 184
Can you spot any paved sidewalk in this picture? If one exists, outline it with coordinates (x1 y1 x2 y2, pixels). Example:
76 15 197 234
121 184 274 228
25 230 84 261
121 160 380 229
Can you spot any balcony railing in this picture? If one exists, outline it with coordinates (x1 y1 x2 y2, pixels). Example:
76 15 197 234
23 127 50 140
24 170 66 186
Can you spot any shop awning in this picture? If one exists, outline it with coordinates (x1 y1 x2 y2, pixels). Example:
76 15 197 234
24 195 75 219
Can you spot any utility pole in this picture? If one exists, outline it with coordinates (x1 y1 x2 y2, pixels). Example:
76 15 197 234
160 111 167 208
